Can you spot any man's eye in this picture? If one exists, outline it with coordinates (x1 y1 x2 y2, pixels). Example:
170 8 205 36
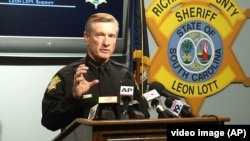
109 34 117 39
110 35 115 38
97 33 103 37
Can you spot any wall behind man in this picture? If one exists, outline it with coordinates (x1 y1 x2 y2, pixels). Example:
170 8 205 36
0 0 249 141
144 0 250 123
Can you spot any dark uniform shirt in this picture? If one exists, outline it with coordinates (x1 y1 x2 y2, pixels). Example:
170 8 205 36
41 55 150 131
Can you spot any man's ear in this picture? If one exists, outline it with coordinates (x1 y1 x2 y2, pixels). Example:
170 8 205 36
83 31 89 39
83 31 89 46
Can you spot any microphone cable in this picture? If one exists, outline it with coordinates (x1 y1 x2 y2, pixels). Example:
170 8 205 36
201 114 222 125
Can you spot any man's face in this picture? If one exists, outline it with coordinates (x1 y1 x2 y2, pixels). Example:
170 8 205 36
84 22 118 63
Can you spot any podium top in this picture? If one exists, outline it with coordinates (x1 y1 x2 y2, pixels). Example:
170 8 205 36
75 115 230 126
53 115 230 141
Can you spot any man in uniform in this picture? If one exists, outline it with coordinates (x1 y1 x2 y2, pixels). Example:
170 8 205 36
41 13 150 131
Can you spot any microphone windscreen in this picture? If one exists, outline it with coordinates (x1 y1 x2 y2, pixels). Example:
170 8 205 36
149 81 181 100
121 72 134 86
101 109 115 120
148 81 164 91
164 97 175 108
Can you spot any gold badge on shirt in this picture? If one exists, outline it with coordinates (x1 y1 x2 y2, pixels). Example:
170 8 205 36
47 75 61 92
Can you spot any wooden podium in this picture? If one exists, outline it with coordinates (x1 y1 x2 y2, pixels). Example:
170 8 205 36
53 116 230 141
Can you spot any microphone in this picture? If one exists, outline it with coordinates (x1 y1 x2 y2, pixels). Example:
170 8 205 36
119 72 135 119
143 89 176 118
148 81 181 100
120 85 134 119
148 81 195 117
128 100 145 119
165 97 196 117
88 96 117 120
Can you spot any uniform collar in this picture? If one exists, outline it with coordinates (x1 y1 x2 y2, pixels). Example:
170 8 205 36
85 55 110 76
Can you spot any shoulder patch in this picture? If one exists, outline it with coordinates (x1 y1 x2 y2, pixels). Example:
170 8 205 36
47 75 61 92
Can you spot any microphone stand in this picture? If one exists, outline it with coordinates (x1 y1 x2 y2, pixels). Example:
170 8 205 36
120 96 130 119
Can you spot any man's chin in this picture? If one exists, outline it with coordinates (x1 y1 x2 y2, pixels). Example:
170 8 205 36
99 54 110 59
98 56 110 63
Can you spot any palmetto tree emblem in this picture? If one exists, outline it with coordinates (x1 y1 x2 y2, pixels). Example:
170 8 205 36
181 40 193 64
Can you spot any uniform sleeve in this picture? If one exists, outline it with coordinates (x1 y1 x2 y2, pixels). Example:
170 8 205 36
41 73 82 131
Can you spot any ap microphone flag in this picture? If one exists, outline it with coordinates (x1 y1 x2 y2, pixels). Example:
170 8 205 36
120 86 134 105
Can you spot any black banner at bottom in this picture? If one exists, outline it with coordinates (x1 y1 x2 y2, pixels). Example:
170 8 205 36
167 125 250 141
